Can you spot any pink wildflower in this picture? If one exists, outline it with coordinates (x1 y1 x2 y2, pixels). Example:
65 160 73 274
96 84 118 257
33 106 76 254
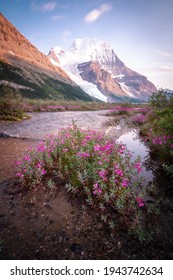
94 145 101 151
136 197 144 207
36 163 42 169
36 144 46 152
122 178 128 187
16 160 21 166
115 169 123 176
99 170 107 178
77 152 90 158
23 155 31 161
101 142 113 152
85 135 92 141
118 145 126 154
93 183 102 195
16 172 24 178
62 148 68 153
41 169 46 175
134 162 142 173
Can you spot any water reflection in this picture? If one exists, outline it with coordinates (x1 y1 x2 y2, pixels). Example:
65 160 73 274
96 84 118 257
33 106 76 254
117 129 153 185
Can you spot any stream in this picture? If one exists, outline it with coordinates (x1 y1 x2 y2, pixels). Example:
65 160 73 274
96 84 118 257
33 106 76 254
0 110 152 184
0 110 163 186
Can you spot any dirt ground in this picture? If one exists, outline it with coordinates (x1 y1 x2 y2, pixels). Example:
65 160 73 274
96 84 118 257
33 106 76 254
0 175 173 260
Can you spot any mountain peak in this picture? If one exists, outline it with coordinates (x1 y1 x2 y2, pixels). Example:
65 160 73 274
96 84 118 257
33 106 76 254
68 38 123 68
48 37 157 102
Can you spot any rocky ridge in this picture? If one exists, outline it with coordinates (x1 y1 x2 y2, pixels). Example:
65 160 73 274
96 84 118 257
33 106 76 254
0 13 94 101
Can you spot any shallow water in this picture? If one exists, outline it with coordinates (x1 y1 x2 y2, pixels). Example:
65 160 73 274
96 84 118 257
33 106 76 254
0 110 112 140
117 129 153 185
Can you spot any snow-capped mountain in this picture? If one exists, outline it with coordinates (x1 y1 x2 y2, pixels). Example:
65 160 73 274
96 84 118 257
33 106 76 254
48 38 157 102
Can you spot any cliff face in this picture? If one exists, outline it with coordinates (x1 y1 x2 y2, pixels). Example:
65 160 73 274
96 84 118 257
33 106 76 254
0 14 69 80
78 61 125 101
0 13 93 101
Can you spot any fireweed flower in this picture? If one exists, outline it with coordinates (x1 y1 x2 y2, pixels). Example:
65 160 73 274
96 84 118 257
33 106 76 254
134 162 142 173
115 169 123 176
16 172 24 178
23 155 31 161
136 197 144 207
118 144 126 154
93 183 102 195
36 144 46 152
94 145 101 151
41 169 46 175
99 170 107 178
36 163 42 169
122 178 128 187
62 148 68 153
77 152 90 158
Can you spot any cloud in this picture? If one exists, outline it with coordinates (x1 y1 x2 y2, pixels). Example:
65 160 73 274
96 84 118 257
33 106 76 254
63 30 72 40
31 1 56 12
154 49 173 57
159 64 173 73
51 14 63 21
84 3 112 23
141 64 173 74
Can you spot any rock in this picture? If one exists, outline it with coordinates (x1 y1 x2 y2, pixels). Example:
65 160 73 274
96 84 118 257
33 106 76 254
0 133 11 138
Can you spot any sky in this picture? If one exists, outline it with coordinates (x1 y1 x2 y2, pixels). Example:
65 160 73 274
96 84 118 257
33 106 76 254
0 0 173 89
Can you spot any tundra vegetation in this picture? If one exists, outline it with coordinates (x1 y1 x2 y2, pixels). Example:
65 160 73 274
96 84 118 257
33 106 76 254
0 85 114 121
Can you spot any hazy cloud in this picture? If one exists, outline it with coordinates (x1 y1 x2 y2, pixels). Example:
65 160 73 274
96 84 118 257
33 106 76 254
63 30 72 40
154 49 173 57
31 1 56 12
159 64 173 73
51 14 63 21
141 64 173 74
84 3 112 23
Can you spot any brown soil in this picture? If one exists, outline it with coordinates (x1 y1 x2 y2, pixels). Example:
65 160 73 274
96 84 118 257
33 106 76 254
0 138 173 260
0 176 173 260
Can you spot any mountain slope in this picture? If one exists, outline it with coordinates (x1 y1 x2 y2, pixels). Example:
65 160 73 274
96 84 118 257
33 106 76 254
0 14 94 101
48 38 157 102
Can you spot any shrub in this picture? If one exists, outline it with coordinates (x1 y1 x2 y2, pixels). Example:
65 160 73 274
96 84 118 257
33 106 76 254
149 89 168 108
132 114 147 125
16 124 147 239
0 87 25 120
